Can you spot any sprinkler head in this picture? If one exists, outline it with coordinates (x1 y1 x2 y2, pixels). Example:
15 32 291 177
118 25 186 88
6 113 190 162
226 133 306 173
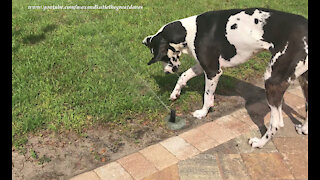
169 109 176 123
165 109 186 130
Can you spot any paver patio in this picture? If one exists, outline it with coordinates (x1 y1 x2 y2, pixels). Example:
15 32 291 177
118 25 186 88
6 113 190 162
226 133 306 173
71 85 308 180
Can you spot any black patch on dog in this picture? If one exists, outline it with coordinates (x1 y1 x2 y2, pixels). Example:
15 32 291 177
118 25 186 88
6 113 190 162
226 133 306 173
194 9 241 78
261 8 307 51
244 8 255 15
168 45 176 52
231 23 237 29
161 21 187 43
266 135 269 139
259 8 308 86
254 18 259 24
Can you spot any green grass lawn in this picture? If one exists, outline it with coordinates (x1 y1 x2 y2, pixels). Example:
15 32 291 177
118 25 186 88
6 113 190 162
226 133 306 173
12 0 308 147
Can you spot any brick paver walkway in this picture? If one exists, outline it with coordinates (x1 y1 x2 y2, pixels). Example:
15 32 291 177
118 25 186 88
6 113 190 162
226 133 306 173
71 85 308 180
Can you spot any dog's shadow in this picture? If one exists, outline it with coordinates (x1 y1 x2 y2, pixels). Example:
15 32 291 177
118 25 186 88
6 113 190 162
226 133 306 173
152 74 304 135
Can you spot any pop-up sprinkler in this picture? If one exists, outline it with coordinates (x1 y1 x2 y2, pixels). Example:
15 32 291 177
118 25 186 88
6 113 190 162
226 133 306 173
164 109 186 130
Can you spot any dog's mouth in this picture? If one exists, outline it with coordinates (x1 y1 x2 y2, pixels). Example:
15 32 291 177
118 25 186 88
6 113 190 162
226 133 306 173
172 66 178 73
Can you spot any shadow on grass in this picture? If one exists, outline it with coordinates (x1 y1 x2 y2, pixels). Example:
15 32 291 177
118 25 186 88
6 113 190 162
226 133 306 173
152 74 305 135
22 24 58 45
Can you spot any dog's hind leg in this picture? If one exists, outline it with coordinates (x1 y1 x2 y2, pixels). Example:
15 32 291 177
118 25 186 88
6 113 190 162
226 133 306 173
249 37 308 148
249 42 292 148
249 80 290 148
170 63 203 100
296 71 308 135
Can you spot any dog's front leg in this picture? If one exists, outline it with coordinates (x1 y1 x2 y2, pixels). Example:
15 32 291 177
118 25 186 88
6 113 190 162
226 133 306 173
193 70 222 119
170 63 203 100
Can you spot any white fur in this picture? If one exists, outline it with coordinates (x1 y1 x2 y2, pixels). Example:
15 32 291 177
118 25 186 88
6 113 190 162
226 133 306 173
264 42 289 80
193 70 223 119
179 16 198 60
249 105 281 148
221 10 273 68
170 63 203 100
294 37 308 78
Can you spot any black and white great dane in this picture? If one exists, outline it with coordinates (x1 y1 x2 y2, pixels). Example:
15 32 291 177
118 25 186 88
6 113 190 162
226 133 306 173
142 8 308 148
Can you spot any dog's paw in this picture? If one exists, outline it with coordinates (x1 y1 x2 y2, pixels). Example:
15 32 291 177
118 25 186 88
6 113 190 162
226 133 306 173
295 124 308 135
248 137 264 148
279 121 284 128
170 90 181 101
192 109 207 119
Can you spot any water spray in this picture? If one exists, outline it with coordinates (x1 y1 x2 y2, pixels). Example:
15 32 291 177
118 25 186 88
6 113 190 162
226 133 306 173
116 52 186 130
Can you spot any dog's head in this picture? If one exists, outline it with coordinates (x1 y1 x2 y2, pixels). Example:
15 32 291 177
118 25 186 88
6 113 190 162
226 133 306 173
142 34 183 74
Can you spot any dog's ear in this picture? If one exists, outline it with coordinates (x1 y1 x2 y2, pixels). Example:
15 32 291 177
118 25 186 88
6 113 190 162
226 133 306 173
147 58 158 65
147 51 165 65
142 36 152 47
147 38 168 65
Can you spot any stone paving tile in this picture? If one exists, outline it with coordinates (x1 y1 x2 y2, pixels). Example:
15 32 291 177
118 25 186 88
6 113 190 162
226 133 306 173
217 154 250 180
204 138 240 155
198 121 238 144
142 164 180 180
283 92 306 109
272 135 308 179
70 171 101 180
287 86 304 98
231 109 259 130
117 152 157 180
94 162 133 180
160 136 200 160
178 154 222 180
272 136 308 154
179 127 219 152
216 115 251 136
280 152 308 180
139 143 178 170
241 152 294 180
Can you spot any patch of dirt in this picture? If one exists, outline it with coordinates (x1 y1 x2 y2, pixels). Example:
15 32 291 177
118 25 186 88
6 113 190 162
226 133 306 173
12 123 176 180
13 76 299 180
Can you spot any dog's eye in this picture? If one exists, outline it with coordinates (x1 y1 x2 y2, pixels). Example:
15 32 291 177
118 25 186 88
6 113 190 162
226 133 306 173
172 57 177 62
